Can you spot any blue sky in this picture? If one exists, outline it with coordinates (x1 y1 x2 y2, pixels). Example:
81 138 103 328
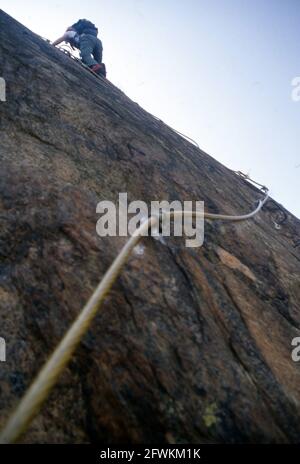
2 0 300 217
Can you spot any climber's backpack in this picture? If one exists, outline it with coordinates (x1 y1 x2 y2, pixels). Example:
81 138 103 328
71 19 98 37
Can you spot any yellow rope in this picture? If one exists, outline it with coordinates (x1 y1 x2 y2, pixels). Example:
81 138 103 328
0 176 269 444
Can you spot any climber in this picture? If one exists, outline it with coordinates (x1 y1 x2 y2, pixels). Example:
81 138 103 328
52 19 106 77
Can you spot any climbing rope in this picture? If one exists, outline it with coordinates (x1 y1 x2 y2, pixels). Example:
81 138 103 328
234 171 268 192
152 114 200 148
0 174 269 444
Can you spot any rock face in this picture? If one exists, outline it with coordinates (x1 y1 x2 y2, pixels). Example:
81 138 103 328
0 10 300 444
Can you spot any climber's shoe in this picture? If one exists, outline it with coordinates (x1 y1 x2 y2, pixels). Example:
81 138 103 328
98 63 106 78
90 63 107 78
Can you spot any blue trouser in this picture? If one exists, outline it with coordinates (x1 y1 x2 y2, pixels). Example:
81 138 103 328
79 34 103 67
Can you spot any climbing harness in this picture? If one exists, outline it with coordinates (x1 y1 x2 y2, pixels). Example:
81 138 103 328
0 171 269 444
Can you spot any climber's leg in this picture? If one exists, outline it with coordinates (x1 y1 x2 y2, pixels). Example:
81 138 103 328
93 38 103 64
91 39 106 77
79 35 98 67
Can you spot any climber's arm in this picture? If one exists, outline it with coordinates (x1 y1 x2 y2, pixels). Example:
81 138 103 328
52 33 68 47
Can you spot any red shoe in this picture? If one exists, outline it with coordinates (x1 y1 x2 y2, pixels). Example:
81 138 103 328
90 63 106 78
